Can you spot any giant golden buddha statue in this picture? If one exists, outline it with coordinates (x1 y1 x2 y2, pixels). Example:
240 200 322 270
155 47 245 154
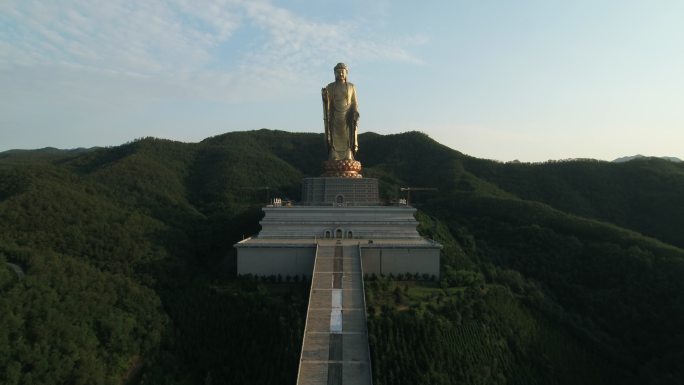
321 63 362 178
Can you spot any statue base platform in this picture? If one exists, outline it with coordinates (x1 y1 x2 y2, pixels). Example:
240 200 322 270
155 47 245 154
301 177 379 206
322 159 362 178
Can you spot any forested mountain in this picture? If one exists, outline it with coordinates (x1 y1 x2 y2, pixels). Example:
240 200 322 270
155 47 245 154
1 130 683 384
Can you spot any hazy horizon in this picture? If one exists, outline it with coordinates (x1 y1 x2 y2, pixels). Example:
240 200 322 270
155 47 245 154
3 129 682 164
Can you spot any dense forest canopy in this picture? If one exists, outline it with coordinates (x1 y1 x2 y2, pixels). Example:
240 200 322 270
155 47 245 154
1 129 683 384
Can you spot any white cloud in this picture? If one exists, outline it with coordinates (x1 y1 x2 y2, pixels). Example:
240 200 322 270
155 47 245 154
242 0 422 69
0 0 424 102
1 0 240 75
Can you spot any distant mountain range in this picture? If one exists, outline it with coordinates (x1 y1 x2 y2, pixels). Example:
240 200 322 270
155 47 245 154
612 154 683 163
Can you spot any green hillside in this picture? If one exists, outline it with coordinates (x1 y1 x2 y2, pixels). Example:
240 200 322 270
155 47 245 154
1 130 683 384
357 132 684 384
460 155 684 248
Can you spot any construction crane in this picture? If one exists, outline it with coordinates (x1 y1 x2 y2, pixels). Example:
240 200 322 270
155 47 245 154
400 187 437 206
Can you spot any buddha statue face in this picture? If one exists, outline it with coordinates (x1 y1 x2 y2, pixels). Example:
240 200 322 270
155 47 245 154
334 64 348 82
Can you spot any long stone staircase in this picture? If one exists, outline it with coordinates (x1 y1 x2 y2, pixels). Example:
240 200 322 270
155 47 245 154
296 241 373 385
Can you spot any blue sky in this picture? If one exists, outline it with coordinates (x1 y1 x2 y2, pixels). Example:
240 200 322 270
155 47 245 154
1 0 682 162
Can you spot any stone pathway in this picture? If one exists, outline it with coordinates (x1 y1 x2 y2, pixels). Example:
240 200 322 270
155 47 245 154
296 241 373 385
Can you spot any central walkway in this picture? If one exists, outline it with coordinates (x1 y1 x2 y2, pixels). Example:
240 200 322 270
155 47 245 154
296 241 373 385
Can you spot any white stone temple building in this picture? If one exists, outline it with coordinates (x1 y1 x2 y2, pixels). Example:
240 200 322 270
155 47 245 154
234 176 441 278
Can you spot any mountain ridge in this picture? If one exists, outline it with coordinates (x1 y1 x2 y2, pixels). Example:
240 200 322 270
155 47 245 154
613 154 683 163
